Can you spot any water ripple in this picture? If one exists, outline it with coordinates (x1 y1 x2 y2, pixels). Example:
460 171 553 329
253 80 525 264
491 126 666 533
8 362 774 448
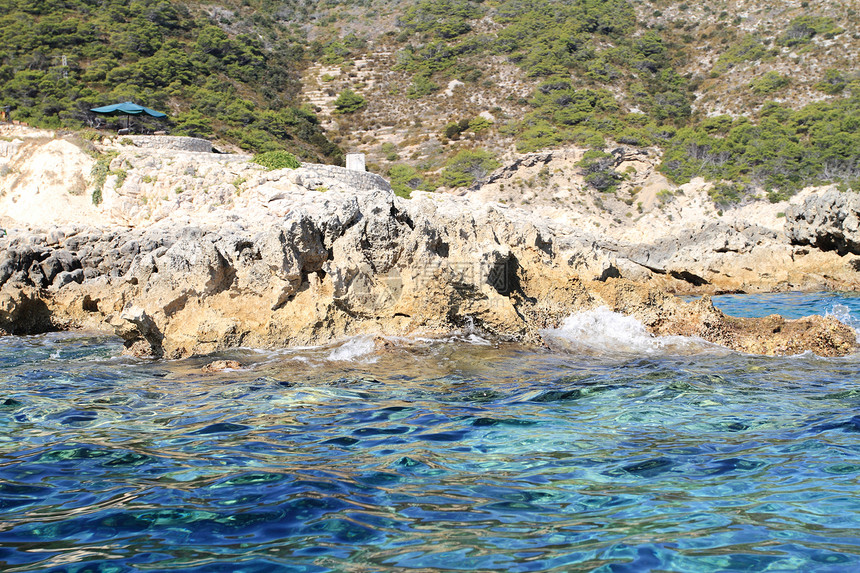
0 322 860 571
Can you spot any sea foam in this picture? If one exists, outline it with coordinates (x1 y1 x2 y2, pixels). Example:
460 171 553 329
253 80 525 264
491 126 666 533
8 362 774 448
326 336 378 362
541 306 712 355
827 304 860 343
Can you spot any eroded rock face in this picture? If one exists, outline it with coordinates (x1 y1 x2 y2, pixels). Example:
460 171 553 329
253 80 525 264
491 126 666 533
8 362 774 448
0 173 854 357
0 161 856 359
602 214 860 294
785 189 860 255
607 220 778 287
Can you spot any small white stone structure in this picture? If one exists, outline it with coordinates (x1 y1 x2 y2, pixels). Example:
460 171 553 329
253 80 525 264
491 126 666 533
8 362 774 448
345 153 366 172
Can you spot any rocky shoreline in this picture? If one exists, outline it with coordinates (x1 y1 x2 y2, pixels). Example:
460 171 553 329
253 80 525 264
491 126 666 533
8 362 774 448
1 130 859 358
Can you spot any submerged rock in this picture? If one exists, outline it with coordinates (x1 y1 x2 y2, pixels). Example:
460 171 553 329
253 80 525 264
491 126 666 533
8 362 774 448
202 360 244 373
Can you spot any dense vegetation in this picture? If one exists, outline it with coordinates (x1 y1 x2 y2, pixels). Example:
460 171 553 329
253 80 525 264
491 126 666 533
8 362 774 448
660 93 860 201
0 0 342 162
388 0 857 197
394 0 695 149
1 0 857 201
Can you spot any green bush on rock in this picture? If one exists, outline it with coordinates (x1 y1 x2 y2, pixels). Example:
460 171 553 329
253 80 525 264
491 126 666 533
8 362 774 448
578 149 623 192
440 149 499 188
388 164 425 199
815 69 848 95
709 181 752 207
253 151 301 171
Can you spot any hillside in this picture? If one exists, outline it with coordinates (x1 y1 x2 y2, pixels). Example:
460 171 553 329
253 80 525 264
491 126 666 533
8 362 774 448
1 0 857 204
296 0 859 201
0 0 341 162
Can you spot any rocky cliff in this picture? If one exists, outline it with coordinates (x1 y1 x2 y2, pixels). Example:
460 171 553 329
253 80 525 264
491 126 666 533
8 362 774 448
0 130 857 358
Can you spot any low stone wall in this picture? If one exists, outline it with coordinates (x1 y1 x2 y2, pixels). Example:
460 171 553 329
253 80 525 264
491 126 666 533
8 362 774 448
127 135 213 153
297 163 390 193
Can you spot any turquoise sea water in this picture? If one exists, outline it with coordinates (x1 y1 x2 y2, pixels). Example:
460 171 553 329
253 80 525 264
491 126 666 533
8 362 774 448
2 294 860 572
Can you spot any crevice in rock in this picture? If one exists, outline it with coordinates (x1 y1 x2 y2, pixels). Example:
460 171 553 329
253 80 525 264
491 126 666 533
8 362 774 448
623 257 666 275
669 270 710 287
0 294 54 334
597 264 621 282
505 255 535 303
82 295 99 313
391 204 414 231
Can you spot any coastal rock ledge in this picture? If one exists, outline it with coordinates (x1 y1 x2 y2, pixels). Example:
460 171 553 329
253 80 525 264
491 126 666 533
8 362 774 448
0 173 855 358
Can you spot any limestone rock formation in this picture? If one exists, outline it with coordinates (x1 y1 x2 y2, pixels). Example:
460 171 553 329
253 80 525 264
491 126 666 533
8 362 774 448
0 131 857 358
0 172 854 358
584 284 856 358
785 189 860 255
604 218 860 294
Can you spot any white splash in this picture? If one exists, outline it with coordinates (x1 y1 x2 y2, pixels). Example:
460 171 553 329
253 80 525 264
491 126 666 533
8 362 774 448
827 304 860 343
326 336 378 362
541 306 711 355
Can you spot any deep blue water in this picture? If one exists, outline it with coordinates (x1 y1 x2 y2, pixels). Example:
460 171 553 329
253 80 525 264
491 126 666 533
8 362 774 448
1 294 860 572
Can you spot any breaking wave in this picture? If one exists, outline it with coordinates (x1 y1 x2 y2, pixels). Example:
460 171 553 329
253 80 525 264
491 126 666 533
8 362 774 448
326 336 379 362
541 306 715 355
827 304 860 343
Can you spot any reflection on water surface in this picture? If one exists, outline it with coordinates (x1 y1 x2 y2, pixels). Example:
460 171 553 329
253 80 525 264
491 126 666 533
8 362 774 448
0 296 859 571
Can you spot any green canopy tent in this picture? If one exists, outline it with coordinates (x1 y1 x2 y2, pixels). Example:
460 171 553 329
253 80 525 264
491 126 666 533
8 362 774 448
90 101 167 131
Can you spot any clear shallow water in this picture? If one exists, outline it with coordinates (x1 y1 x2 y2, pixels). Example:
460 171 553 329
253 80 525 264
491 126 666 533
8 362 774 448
709 291 860 322
1 296 860 572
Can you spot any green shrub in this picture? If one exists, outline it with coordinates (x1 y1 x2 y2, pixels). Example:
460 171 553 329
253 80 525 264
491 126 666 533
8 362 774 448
398 0 483 40
837 179 860 193
578 149 622 192
440 149 499 188
468 116 493 132
516 119 570 152
815 69 848 95
708 181 750 207
749 72 790 95
778 16 842 47
443 121 463 140
252 150 301 170
333 89 366 114
172 110 214 138
388 164 424 198
713 35 771 72
442 118 472 140
90 151 118 206
406 75 440 99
